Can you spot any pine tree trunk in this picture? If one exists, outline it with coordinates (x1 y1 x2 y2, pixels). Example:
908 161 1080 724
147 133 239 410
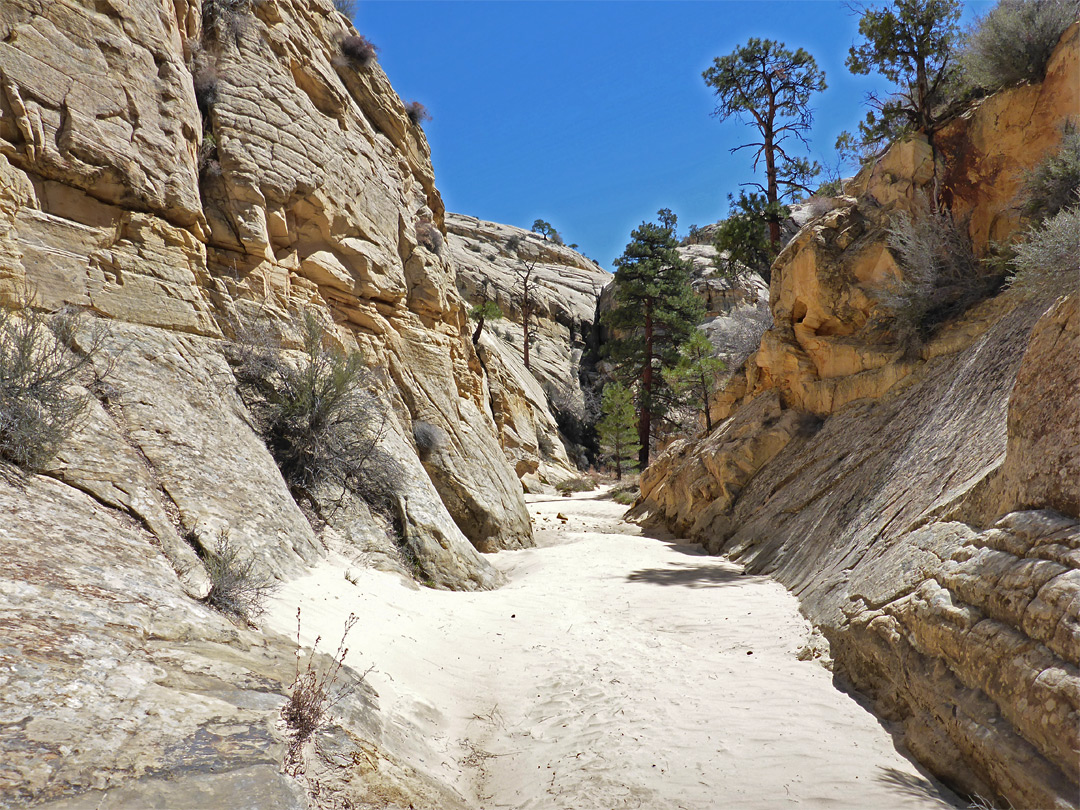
472 316 485 345
638 304 653 469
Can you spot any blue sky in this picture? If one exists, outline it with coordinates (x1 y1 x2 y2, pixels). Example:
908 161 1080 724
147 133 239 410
356 1 991 269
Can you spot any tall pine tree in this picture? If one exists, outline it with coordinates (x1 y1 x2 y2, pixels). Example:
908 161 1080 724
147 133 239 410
603 209 704 469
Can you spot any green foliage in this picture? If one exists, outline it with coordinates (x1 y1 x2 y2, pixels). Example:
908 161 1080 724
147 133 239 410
531 219 563 244
663 330 726 435
0 301 105 471
1020 123 1080 225
959 0 1078 91
846 0 963 143
703 38 826 227
228 310 400 514
596 381 640 480
603 209 704 467
468 300 503 322
203 529 277 623
1009 201 1080 300
712 191 790 283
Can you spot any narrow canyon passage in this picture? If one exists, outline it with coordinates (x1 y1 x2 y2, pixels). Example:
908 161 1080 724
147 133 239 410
271 489 964 810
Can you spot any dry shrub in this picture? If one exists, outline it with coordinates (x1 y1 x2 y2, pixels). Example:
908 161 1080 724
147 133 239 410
1021 123 1080 225
556 476 597 496
192 64 219 120
333 0 356 16
202 529 277 623
405 100 431 126
202 0 251 44
1009 201 1080 300
283 608 364 770
412 419 445 461
341 34 378 67
415 220 443 255
960 0 1079 90
882 195 981 346
225 309 402 517
0 298 107 471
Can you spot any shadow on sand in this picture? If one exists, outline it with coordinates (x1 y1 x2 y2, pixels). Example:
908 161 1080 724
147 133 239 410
626 561 752 588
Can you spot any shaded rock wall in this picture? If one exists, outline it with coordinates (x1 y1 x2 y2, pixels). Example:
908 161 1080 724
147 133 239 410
633 28 1079 809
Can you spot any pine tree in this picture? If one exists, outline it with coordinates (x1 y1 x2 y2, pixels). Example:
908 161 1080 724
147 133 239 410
664 330 726 434
597 382 640 480
602 209 704 469
703 38 826 251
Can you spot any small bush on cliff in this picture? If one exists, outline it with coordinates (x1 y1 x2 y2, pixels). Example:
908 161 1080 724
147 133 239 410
1008 200 1080 299
333 0 356 17
405 101 431 126
412 419 445 461
1020 123 1080 225
883 194 980 345
202 0 251 44
202 529 277 623
959 0 1078 91
340 34 378 67
0 299 107 471
415 220 443 255
227 310 401 516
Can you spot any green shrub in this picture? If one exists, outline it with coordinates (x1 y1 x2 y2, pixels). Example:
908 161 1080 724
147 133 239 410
0 302 105 471
612 488 637 506
960 0 1078 90
1009 201 1080 299
203 529 277 622
1021 123 1080 225
227 310 401 514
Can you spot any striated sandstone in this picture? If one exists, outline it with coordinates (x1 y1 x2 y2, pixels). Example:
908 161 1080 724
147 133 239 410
448 213 611 481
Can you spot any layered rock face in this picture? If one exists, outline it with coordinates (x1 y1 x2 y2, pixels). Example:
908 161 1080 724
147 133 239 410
0 0 530 805
633 28 1079 810
448 213 612 484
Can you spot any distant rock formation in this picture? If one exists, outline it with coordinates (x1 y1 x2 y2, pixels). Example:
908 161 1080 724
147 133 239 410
447 213 612 486
630 23 1080 810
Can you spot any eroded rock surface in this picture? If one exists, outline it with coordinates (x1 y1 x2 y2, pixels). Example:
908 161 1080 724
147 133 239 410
448 213 612 484
633 27 1080 808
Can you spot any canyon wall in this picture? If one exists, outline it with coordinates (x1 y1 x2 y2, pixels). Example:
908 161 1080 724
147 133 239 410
448 213 611 484
0 0 533 805
632 24 1079 810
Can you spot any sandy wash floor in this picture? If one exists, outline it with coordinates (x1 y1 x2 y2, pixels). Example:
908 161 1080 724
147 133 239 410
268 487 964 810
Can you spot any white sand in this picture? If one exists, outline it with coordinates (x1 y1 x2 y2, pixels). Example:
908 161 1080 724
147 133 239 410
268 488 963 809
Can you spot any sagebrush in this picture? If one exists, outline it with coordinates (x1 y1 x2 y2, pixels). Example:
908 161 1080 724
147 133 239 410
0 301 106 471
1020 123 1080 225
203 529 277 623
1008 201 1080 300
556 476 597 496
226 309 402 516
959 0 1078 90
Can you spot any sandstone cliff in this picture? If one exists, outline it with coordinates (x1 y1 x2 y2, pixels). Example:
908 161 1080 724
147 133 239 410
448 213 612 484
0 0 533 805
631 25 1080 810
